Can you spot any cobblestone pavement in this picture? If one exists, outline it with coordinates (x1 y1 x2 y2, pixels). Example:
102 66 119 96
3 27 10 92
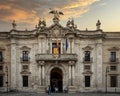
0 92 120 96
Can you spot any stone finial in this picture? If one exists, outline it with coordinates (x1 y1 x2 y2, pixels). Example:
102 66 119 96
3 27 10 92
37 18 46 29
42 18 46 27
66 18 77 29
66 18 71 27
71 18 74 26
12 20 17 29
35 25 38 29
38 18 41 27
96 20 101 30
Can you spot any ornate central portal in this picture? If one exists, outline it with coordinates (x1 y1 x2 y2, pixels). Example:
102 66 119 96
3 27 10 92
50 68 63 92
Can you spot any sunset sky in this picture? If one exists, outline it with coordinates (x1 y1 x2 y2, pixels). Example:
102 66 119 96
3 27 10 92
0 0 120 32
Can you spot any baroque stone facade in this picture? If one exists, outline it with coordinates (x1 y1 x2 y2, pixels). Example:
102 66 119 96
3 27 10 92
0 11 120 93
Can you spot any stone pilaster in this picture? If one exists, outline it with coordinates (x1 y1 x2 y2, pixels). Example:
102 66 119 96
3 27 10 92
96 39 103 91
10 39 17 90
68 64 71 86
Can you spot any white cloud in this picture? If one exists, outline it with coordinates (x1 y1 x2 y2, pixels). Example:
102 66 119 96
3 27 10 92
0 0 100 30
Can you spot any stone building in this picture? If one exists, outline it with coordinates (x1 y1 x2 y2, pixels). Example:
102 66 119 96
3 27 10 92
0 11 120 93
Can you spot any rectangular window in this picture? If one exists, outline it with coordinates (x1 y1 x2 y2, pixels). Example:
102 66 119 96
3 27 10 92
0 52 3 62
23 51 29 61
23 65 28 70
84 65 90 70
110 52 116 62
85 51 90 61
110 76 117 87
0 66 3 70
23 76 28 87
0 76 3 87
85 76 90 87
52 42 61 54
110 66 117 71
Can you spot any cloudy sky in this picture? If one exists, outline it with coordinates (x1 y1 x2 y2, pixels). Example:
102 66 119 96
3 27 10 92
0 0 120 32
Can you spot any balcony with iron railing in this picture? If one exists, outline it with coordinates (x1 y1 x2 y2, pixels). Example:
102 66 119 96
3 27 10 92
109 58 119 64
20 57 30 63
83 57 93 64
0 58 4 64
35 54 78 62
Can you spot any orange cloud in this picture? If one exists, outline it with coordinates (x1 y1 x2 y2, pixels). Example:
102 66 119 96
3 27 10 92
0 0 100 30
0 5 11 10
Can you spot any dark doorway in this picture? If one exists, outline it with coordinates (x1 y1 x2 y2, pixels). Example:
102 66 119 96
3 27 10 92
50 68 63 92
85 76 90 87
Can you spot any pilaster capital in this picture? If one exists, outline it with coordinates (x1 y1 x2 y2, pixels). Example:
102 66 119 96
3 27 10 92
38 61 45 66
68 61 75 66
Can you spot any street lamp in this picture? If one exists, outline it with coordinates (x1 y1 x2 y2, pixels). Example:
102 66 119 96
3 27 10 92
5 66 8 93
105 66 109 93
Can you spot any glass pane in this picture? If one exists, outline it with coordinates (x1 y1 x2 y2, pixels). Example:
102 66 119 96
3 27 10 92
85 51 90 61
0 76 3 87
23 51 29 61
110 76 117 87
0 52 3 62
111 52 116 62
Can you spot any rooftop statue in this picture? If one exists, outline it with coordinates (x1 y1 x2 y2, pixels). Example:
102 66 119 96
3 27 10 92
96 20 101 30
12 20 17 29
49 8 64 19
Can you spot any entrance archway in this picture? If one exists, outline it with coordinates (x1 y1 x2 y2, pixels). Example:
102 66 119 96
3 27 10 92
50 68 63 92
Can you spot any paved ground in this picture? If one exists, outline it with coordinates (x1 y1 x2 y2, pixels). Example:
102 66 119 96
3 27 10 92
0 92 120 96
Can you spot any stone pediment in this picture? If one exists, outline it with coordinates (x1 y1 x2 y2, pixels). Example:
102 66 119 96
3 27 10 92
108 47 119 51
82 46 93 51
82 71 93 74
20 46 31 51
47 24 66 37
20 71 31 74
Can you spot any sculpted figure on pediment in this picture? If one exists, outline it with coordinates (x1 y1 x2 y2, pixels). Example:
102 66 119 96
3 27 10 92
49 28 62 37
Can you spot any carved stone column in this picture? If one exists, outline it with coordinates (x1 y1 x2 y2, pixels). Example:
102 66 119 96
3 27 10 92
38 61 45 86
41 38 44 53
69 38 73 53
68 61 76 93
38 65 41 86
42 65 45 85
68 64 72 86
72 64 75 86
69 61 75 86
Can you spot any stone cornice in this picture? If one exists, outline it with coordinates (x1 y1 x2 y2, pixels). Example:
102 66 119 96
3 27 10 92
1 23 120 39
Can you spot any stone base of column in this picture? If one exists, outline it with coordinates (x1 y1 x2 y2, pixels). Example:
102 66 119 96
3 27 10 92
68 86 76 93
36 86 46 93
0 87 9 92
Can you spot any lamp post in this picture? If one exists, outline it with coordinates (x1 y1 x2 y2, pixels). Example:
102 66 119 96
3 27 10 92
5 66 8 93
105 66 109 93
